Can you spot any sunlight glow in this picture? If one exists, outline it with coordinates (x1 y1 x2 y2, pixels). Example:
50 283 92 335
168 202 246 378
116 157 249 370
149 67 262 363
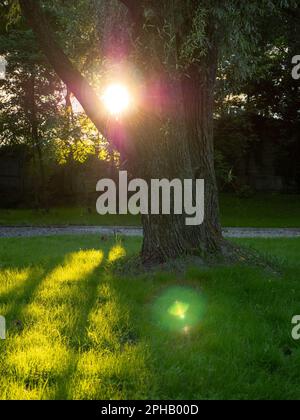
108 245 126 263
153 286 206 333
102 84 131 116
4 249 104 399
169 301 190 320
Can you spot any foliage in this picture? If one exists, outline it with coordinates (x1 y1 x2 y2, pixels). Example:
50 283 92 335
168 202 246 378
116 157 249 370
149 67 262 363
0 0 117 167
214 3 300 192
0 30 61 147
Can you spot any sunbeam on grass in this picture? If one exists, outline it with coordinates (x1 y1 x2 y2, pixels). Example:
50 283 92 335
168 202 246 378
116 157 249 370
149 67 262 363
108 244 127 263
0 249 103 400
0 236 300 400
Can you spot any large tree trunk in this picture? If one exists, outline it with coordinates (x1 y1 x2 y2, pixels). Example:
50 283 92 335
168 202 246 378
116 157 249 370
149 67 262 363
138 87 196 263
183 63 223 252
137 74 223 263
128 9 223 262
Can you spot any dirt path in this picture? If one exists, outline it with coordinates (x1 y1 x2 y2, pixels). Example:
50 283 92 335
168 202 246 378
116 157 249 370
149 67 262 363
0 226 299 239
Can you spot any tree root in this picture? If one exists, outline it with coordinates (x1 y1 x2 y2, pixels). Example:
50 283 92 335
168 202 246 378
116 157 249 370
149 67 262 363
110 239 281 278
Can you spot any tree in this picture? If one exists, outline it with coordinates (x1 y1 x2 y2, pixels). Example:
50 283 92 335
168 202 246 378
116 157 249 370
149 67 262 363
0 6 63 207
17 0 297 263
0 0 109 206
214 4 300 193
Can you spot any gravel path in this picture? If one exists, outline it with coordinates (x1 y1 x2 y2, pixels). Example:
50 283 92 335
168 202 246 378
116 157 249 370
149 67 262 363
0 226 299 239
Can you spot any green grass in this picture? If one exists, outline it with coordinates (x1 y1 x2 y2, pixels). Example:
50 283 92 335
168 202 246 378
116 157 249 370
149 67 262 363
0 235 300 400
0 208 139 227
0 193 299 228
220 194 300 228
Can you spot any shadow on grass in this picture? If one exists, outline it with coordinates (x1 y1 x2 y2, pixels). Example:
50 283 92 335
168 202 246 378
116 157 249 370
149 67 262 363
0 249 104 399
0 238 146 400
54 244 155 400
54 264 105 399
0 266 58 335
2 237 300 400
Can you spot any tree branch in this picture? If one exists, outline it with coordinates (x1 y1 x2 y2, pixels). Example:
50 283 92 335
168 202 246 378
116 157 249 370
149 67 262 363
18 0 109 140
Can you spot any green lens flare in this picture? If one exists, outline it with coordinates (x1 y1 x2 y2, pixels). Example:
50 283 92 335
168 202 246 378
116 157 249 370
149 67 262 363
152 286 206 333
168 301 190 319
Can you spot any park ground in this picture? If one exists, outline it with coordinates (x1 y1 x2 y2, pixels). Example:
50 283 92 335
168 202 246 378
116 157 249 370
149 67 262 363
0 194 299 228
0 234 300 400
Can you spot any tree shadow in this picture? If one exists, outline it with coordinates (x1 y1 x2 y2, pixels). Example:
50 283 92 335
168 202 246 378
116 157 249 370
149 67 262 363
1 241 155 400
0 265 58 335
54 264 105 399
0 249 104 400
54 245 156 400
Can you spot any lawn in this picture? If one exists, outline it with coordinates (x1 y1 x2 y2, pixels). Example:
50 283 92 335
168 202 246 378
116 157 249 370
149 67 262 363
0 235 300 400
0 193 299 228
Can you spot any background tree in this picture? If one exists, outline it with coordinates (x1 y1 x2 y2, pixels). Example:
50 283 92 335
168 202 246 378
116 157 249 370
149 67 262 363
0 0 114 206
0 4 62 206
215 4 300 193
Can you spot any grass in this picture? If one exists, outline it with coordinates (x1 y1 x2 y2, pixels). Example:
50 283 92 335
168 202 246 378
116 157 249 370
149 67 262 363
220 194 300 228
0 193 299 228
0 209 139 227
0 235 300 400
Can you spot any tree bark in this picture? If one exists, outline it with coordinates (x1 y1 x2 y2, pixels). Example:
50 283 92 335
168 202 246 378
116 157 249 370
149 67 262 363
138 73 223 263
182 63 223 253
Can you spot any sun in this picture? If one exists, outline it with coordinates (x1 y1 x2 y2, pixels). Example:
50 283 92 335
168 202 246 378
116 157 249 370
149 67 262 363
102 83 131 116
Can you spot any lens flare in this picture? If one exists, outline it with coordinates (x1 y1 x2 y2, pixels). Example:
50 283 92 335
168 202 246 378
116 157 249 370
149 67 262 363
183 325 191 334
168 301 190 319
152 286 206 333
102 84 131 116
